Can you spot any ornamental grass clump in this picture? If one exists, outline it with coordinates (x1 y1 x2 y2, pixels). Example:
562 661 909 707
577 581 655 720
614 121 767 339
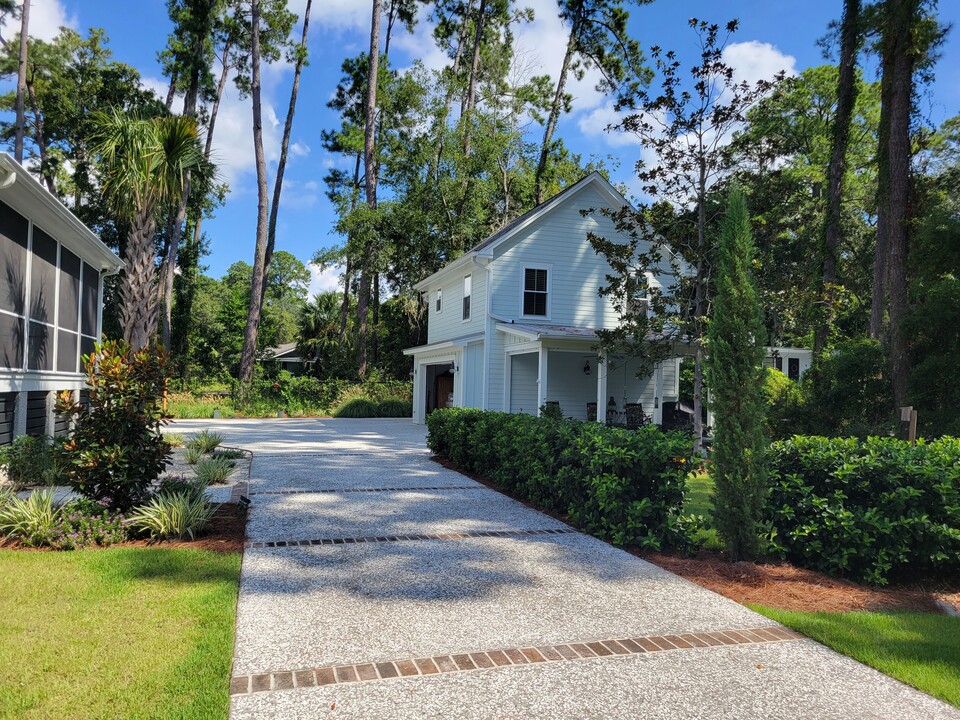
333 398 378 418
193 456 234 486
185 446 204 465
56 340 172 511
0 488 59 545
187 430 224 455
126 492 217 540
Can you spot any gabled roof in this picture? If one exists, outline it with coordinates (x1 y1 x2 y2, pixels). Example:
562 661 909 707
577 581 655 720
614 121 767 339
413 172 631 291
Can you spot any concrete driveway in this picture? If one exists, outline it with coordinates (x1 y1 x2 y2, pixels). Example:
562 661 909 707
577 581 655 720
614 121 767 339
171 418 959 719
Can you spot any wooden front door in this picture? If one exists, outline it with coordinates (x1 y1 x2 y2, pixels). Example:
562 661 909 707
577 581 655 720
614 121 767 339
435 373 454 409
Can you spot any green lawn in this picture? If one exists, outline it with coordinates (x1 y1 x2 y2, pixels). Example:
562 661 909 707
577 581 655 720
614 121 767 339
754 606 960 709
0 548 241 720
684 470 714 517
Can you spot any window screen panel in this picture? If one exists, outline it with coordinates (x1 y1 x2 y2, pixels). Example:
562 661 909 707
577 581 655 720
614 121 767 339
524 268 547 293
57 330 78 373
0 201 27 315
523 292 547 316
58 247 80 331
29 226 57 325
0 314 23 369
80 335 95 362
462 295 471 320
81 263 99 336
27 320 52 371
522 268 548 316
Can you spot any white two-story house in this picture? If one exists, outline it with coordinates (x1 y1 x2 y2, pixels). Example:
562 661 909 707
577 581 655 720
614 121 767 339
403 172 687 426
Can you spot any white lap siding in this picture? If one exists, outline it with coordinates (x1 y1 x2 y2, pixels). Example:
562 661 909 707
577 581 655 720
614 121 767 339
509 353 539 415
544 350 598 420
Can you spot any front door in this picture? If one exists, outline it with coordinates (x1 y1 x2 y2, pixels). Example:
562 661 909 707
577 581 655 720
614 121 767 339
435 372 454 409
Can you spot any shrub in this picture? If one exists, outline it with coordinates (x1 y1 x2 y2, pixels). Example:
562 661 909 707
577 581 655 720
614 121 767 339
0 435 66 489
127 492 217 540
333 398 378 418
763 368 804 440
187 430 224 454
47 499 127 550
377 398 413 417
213 448 246 461
157 476 205 498
0 489 59 546
427 409 692 548
163 432 186 448
193 456 234 486
56 340 172 511
764 435 960 585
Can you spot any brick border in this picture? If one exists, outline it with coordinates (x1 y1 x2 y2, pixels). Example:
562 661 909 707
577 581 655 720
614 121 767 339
249 485 481 496
229 480 249 504
245 527 577 549
230 626 805 696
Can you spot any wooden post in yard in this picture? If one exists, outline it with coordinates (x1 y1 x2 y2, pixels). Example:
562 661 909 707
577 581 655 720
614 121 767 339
899 406 917 444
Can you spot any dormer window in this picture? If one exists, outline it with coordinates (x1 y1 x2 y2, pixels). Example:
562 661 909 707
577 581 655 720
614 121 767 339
435 288 442 313
462 275 472 321
522 267 549 317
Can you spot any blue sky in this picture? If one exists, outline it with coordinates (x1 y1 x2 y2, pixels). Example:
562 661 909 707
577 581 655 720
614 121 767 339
8 0 960 297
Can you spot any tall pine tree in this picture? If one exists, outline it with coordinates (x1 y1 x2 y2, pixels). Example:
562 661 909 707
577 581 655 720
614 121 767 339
705 186 768 560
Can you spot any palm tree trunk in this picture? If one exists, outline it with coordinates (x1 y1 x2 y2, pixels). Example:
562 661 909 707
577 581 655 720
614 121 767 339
238 0 271 383
14 0 30 163
357 0 382 379
535 4 581 205
120 207 160 351
256 0 312 318
815 0 861 354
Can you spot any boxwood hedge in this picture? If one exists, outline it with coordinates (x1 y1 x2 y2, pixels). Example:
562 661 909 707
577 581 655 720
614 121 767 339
765 435 960 585
426 408 693 549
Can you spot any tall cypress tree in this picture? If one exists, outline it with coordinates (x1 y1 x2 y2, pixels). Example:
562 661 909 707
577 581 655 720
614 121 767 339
705 186 768 560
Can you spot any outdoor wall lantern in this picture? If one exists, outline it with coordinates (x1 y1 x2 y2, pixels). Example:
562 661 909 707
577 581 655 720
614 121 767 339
583 360 591 376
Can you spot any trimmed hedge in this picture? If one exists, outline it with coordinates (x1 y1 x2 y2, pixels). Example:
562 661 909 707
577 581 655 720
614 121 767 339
765 435 960 585
426 409 692 548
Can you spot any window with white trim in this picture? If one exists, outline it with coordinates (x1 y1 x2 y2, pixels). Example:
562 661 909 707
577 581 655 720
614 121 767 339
522 267 548 316
435 288 442 313
462 274 471 321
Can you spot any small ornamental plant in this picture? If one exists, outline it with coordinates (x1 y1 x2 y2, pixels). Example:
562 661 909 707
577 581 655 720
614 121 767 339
57 340 172 511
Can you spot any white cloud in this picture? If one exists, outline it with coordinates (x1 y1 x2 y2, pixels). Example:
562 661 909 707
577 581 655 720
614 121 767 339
722 41 797 86
577 101 642 148
291 141 310 158
279 178 319 210
308 262 342 298
288 0 369 32
0 0 77 43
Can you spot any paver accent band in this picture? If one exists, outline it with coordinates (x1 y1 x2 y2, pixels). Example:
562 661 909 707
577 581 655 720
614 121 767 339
249 485 481 496
245 528 578 548
229 626 806 696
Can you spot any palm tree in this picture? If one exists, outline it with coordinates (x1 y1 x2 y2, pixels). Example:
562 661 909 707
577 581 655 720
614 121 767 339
297 292 351 378
93 109 204 350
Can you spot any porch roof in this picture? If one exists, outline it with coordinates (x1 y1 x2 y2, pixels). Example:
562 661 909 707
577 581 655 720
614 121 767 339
402 332 484 356
496 322 598 341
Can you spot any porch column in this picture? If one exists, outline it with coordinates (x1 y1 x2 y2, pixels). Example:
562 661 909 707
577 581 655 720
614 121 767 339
596 351 607 425
653 362 664 425
536 346 548 416
412 361 424 424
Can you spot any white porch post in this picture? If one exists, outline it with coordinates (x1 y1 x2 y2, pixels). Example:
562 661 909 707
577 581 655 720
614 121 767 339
653 362 664 426
412 361 423 424
596 351 607 425
536 345 548 416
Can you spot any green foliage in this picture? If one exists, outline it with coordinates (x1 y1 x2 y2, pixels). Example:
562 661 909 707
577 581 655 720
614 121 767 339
333 398 379 418
127 492 217 540
193 456 234 486
705 187 768 560
0 489 59 545
762 368 804 439
539 402 564 421
163 433 186 448
0 435 66 489
185 446 203 465
156 476 205 498
0 490 127 549
427 409 692 549
187 430 224 455
376 399 412 418
764 435 960 585
57 340 172 511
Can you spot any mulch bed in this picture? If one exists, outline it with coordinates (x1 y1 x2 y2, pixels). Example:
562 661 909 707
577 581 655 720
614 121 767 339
0 504 247 554
432 455 960 616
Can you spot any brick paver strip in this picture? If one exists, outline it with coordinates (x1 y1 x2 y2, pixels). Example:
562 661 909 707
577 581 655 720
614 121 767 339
230 627 804 696
249 485 482 496
245 527 578 548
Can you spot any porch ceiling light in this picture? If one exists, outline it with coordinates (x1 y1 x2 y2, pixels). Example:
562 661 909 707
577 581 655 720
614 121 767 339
583 360 591 376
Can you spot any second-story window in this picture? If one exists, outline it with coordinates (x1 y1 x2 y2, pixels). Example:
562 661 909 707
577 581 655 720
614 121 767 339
523 267 548 316
462 274 471 321
435 288 442 313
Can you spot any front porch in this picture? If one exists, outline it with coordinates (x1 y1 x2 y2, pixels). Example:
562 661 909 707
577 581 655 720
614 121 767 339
501 325 678 425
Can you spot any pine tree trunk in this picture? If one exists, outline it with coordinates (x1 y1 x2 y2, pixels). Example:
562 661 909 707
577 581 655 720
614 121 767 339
339 257 352 340
26 78 54 193
535 5 581 205
357 0 382 379
880 0 917 409
14 0 30 163
461 0 487 157
238 0 271 383
815 0 861 354
429 0 472 180
255 0 313 318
